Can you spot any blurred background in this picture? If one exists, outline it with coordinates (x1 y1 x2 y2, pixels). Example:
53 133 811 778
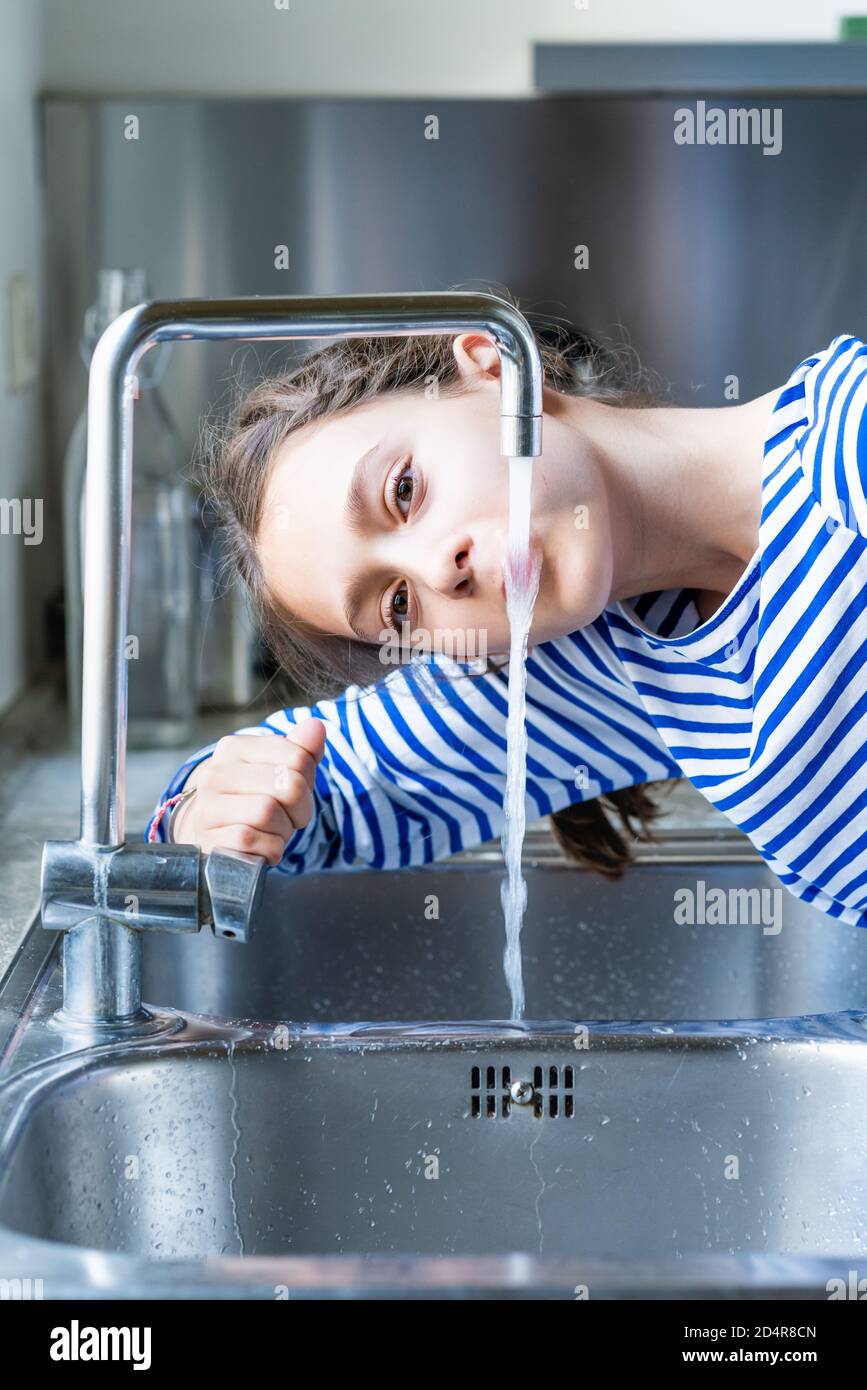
0 0 865 746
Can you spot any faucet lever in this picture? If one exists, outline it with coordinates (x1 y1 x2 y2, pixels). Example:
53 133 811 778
200 848 267 943
41 840 264 944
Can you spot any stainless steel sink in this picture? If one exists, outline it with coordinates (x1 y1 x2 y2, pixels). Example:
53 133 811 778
1 853 867 1298
3 1020 867 1263
143 858 867 1022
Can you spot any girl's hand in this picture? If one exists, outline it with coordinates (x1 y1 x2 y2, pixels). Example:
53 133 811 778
170 718 327 866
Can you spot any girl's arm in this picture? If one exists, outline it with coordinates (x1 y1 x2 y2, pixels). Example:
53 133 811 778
147 667 517 872
146 638 680 874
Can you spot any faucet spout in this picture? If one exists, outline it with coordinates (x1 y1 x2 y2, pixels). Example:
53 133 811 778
48 292 544 1027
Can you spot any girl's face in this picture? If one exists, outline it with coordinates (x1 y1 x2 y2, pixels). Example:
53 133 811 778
257 335 614 660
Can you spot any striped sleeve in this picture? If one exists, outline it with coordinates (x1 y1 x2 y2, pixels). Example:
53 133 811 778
145 639 679 874
796 333 867 535
143 662 520 871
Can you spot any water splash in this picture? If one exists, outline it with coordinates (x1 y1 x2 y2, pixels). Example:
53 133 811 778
500 457 541 1021
225 1038 245 1255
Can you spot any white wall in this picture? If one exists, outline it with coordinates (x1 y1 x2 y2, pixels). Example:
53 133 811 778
0 0 46 716
40 0 848 98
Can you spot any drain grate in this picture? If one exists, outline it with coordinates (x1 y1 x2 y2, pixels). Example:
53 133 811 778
469 1063 576 1118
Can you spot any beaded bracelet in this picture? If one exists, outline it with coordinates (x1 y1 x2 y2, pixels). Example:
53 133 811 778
147 786 197 844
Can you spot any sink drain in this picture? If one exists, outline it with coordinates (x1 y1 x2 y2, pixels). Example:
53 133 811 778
470 1064 576 1118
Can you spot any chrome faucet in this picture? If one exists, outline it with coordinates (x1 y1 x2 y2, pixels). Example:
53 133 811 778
40 292 544 1030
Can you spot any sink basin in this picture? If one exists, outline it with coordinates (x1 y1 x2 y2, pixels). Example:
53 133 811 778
1 853 866 1297
2 1020 867 1264
143 860 867 1022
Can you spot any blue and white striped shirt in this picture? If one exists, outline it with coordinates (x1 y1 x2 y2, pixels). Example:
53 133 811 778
147 334 867 928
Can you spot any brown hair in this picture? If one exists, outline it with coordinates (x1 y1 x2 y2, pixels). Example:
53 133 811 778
199 294 675 877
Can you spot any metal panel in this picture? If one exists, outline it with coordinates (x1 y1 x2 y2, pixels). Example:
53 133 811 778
41 93 867 727
43 92 867 468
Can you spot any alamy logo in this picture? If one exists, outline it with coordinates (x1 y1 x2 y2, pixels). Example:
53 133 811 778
674 101 782 156
825 499 866 536
827 1270 867 1299
674 879 783 935
0 1277 43 1299
49 1320 151 1370
0 497 42 545
378 625 487 670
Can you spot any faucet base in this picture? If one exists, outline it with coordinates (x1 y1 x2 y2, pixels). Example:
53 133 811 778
47 1004 182 1042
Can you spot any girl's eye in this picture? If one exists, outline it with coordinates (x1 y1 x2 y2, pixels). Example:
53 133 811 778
389 465 415 517
384 582 411 631
381 461 416 631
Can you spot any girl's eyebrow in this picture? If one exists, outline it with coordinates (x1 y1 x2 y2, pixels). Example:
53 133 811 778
346 444 383 535
343 571 378 643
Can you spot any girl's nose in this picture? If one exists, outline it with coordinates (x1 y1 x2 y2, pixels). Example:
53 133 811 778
431 537 474 597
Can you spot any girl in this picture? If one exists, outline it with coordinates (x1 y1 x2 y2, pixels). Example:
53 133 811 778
147 304 867 929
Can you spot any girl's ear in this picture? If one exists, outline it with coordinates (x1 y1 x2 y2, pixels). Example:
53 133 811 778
452 332 503 382
452 332 547 390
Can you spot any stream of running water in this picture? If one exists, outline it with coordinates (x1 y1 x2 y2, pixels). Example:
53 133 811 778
500 456 541 1021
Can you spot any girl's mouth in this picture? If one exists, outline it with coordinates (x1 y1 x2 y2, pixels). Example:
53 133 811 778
502 544 542 594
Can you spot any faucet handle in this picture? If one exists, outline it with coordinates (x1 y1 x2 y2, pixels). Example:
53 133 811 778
200 848 267 943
